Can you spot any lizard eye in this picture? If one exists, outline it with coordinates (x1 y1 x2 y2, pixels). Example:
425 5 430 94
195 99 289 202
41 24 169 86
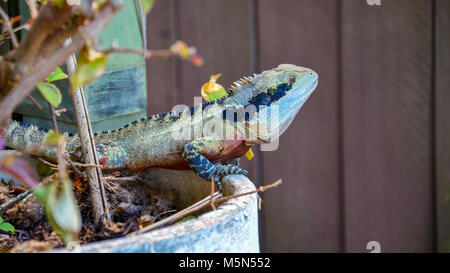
287 74 296 84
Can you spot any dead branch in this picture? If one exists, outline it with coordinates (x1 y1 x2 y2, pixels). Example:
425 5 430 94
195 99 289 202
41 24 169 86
25 0 39 19
65 155 83 178
206 179 282 211
38 157 59 169
10 2 74 65
102 176 139 182
54 108 66 116
210 179 216 210
26 94 43 110
0 6 19 49
98 45 178 59
131 179 283 236
0 1 121 129
130 192 223 236
65 38 111 225
56 140 68 182
48 103 59 133
13 23 31 33
68 161 102 168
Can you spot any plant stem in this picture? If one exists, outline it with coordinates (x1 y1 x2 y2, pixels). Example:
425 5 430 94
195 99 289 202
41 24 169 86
65 39 110 225
48 102 59 133
0 6 19 49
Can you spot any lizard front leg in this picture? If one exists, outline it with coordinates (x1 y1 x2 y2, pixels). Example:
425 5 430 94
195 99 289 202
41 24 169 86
181 137 248 189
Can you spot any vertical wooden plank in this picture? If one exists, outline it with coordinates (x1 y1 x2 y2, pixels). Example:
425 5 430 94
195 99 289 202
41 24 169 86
258 0 341 252
342 0 433 252
146 0 177 115
177 0 253 105
177 0 257 181
435 0 450 253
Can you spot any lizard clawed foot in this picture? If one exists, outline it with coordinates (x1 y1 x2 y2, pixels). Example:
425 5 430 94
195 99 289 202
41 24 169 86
210 164 248 190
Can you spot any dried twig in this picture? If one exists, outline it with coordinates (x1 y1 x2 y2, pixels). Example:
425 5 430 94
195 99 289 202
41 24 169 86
25 0 38 19
38 157 58 169
41 154 102 176
0 6 19 48
97 45 176 59
65 155 83 178
67 161 102 168
0 173 56 213
151 210 177 223
54 108 66 116
26 95 44 110
48 103 59 133
56 139 68 182
65 38 111 225
104 181 117 193
211 180 282 206
130 191 222 236
13 23 31 33
102 175 139 182
130 179 283 236
0 189 32 213
210 179 216 211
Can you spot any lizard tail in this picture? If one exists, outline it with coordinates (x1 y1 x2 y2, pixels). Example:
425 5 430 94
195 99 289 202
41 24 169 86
3 120 80 162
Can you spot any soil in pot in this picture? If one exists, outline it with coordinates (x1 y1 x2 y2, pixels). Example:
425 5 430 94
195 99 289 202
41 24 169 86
0 173 177 253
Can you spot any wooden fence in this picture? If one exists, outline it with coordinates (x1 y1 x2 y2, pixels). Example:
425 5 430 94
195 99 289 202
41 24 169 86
145 0 450 253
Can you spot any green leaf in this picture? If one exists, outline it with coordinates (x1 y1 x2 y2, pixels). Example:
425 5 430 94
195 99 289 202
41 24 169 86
36 160 56 177
51 179 81 235
70 55 107 91
45 131 62 145
52 0 65 8
0 222 15 234
0 216 3 224
201 74 228 102
47 67 68 83
33 179 81 245
36 83 62 108
204 88 228 101
178 215 196 223
33 183 52 205
140 0 155 13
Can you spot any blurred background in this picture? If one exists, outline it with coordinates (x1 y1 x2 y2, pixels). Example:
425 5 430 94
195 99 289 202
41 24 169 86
146 0 450 253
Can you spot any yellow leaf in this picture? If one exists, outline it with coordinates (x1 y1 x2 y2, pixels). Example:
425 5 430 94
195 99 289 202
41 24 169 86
70 55 107 92
245 149 254 160
201 73 227 101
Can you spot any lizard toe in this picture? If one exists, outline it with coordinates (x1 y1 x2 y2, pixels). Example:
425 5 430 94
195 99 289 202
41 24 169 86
209 164 248 191
212 164 248 180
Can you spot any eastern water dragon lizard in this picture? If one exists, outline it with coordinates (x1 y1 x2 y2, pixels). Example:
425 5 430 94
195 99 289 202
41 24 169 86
3 64 318 188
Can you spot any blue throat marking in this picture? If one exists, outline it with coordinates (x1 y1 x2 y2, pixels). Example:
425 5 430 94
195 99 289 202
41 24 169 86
222 82 293 123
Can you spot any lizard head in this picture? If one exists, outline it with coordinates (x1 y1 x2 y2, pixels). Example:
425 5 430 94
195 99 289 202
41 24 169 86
226 64 318 142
